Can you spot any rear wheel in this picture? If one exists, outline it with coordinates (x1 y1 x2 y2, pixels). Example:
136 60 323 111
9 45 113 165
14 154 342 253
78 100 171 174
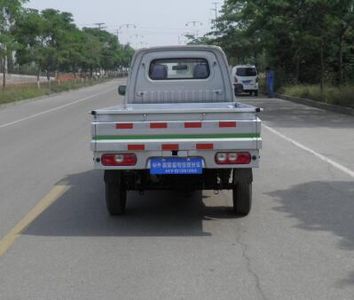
232 183 252 216
104 171 127 215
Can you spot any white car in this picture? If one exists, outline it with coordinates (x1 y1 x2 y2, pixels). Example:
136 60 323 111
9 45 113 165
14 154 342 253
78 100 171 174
232 65 259 96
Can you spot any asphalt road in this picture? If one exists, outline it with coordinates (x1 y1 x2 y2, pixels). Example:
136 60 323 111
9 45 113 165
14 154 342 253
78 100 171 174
0 80 353 300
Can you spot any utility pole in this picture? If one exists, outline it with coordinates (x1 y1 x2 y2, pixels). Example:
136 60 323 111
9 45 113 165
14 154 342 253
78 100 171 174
185 21 203 39
116 24 137 43
211 1 221 30
211 2 219 20
94 22 106 30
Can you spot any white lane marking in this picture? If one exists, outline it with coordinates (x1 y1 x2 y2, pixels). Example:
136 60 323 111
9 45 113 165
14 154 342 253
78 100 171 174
0 88 115 129
263 124 354 178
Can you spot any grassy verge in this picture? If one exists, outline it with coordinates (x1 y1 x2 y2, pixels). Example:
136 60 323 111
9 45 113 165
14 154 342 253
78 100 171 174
0 78 109 106
280 84 354 108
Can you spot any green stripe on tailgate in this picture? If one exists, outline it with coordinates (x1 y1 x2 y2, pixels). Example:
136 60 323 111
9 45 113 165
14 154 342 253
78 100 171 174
94 133 261 140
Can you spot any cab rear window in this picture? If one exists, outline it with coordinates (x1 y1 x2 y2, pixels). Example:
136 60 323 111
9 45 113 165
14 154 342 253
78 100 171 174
149 58 210 80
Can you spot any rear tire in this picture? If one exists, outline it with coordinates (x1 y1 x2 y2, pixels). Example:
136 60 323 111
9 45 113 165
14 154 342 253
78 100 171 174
105 173 127 216
232 182 252 216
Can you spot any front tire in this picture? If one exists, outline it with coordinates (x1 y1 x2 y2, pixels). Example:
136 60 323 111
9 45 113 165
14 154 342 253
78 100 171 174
232 182 252 216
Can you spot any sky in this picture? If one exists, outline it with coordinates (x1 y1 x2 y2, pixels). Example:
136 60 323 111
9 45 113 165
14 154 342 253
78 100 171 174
26 0 224 48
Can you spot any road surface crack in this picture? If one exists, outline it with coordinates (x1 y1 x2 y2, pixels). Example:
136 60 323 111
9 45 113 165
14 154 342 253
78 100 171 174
235 234 268 300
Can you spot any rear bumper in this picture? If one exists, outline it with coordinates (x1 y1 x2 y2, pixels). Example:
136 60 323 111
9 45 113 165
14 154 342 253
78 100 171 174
92 149 261 170
234 83 258 91
92 135 262 169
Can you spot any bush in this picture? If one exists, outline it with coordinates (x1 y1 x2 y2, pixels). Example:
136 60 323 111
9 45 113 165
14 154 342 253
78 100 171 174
326 86 354 107
280 84 354 108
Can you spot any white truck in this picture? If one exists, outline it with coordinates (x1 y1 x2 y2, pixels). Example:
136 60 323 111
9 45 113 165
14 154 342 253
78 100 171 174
91 46 262 216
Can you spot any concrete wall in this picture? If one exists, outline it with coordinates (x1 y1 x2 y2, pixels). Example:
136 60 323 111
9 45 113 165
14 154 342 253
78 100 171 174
4 74 54 85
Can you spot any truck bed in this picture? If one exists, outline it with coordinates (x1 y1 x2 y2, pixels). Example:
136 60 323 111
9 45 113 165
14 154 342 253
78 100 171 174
91 102 262 170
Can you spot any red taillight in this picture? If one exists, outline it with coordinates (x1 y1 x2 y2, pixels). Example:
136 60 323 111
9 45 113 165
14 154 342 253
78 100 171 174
162 144 179 151
196 143 214 150
101 153 137 166
219 121 237 128
215 152 251 165
116 123 133 129
150 122 167 129
184 122 202 128
128 144 145 151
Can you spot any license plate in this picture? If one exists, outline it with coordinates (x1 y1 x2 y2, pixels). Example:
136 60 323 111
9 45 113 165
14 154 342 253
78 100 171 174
150 157 203 175
243 80 251 84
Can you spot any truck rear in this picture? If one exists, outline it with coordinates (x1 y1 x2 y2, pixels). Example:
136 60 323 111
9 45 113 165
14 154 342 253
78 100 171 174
91 46 262 216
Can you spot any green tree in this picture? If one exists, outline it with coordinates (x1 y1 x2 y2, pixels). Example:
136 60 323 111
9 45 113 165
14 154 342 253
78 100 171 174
40 9 77 79
16 8 88 84
0 0 27 88
58 28 87 76
117 44 134 69
81 28 134 76
211 0 354 89
16 8 47 87
11 2 135 86
80 28 103 77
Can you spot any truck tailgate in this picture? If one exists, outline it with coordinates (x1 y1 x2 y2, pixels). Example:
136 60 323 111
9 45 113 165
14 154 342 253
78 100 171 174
91 103 262 153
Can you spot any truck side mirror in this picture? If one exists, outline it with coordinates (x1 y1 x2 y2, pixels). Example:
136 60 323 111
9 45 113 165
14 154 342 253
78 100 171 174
118 85 126 96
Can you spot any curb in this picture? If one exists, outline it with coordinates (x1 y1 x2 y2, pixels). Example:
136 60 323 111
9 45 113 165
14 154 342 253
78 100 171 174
276 94 354 117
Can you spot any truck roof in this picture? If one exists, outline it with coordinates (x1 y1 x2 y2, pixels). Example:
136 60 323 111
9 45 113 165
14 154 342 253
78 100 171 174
134 45 224 55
